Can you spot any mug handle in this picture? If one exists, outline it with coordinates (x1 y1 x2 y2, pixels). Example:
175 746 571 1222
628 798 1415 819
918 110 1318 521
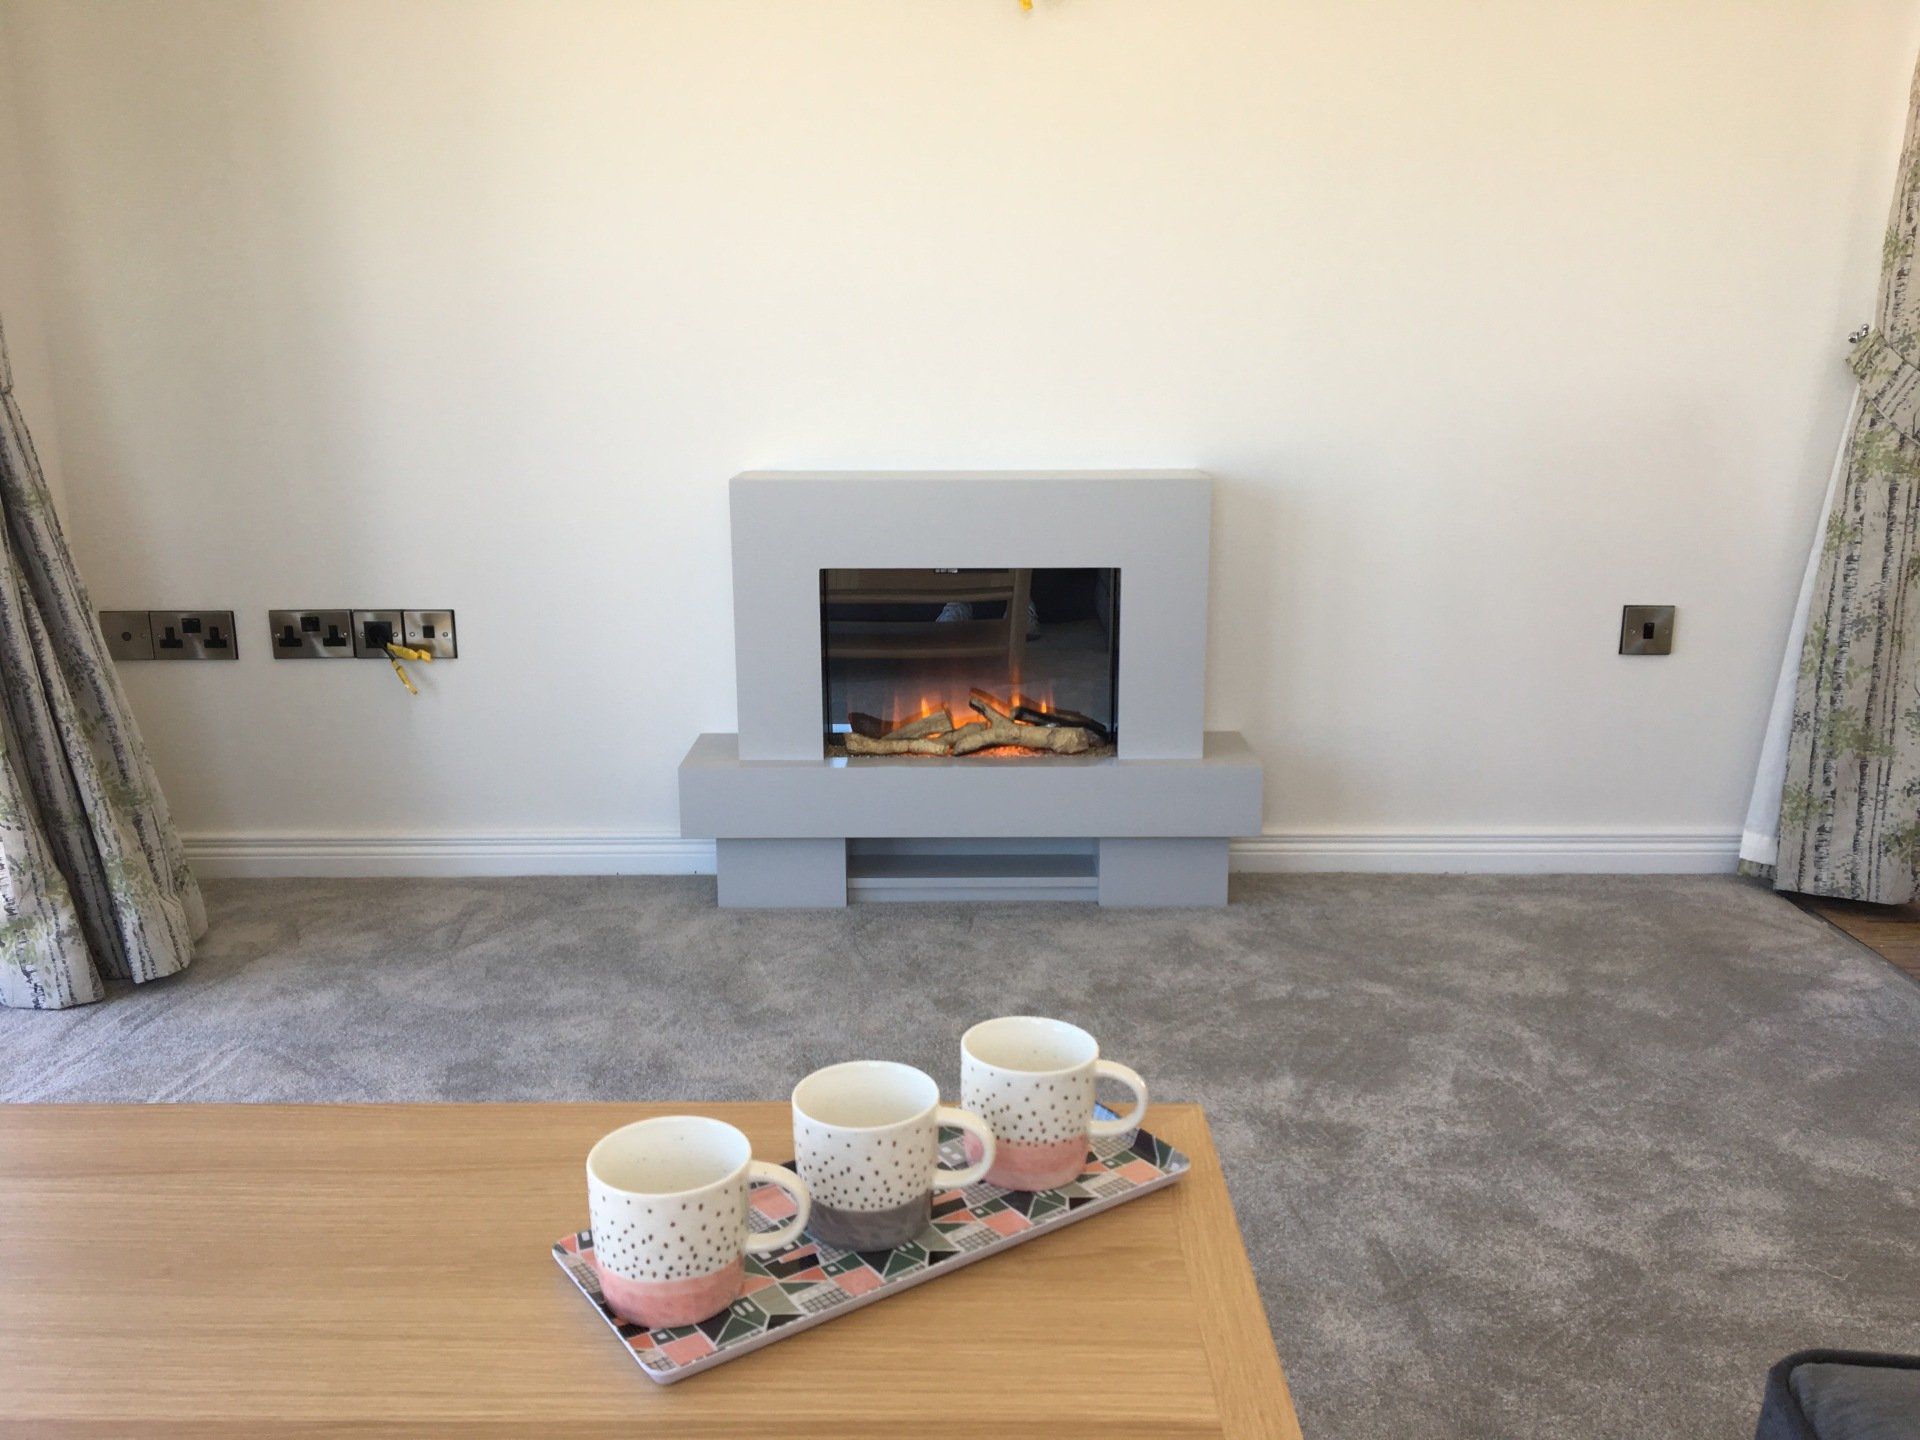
931 1105 996 1189
1087 1060 1149 1138
744 1160 812 1253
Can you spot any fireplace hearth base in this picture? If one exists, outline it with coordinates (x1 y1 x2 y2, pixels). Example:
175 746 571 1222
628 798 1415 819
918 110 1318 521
680 730 1259 908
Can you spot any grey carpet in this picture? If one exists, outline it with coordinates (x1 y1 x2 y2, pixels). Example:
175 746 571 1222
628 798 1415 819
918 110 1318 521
3 874 1917 1439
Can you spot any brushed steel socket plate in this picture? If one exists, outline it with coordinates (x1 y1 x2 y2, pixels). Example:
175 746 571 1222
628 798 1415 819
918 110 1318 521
269 609 355 659
1619 604 1675 656
402 608 457 659
150 609 238 661
100 611 154 661
351 609 405 658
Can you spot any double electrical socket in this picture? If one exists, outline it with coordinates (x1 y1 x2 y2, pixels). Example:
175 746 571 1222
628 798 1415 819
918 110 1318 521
268 608 353 658
100 610 238 661
269 609 457 660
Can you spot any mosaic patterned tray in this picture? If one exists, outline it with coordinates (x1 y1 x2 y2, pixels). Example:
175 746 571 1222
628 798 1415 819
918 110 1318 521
553 1123 1189 1384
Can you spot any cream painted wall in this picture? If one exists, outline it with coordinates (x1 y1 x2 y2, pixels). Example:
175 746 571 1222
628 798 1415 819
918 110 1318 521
0 27 62 513
2 0 1917 867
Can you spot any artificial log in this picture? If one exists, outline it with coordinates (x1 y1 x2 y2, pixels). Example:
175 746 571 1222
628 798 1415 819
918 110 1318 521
885 709 953 740
845 733 955 756
1012 704 1111 744
949 718 1090 756
848 711 890 739
969 688 1013 720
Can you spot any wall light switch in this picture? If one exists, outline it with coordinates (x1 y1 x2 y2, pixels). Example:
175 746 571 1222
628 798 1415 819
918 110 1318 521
100 611 154 661
269 609 355 659
150 610 238 661
402 609 456 659
1619 604 1675 656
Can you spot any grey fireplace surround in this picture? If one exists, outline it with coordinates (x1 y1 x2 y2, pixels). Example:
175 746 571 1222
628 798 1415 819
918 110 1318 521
678 471 1261 906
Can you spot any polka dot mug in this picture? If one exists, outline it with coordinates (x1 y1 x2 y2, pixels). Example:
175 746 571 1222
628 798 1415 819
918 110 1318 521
792 1060 997 1251
586 1115 812 1329
961 1015 1149 1191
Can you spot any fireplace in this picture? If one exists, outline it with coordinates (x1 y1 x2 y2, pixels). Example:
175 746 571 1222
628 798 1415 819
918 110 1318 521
679 471 1261 907
822 567 1119 757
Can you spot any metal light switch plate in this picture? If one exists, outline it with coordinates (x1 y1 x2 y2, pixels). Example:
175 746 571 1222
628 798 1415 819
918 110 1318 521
351 610 405 658
269 609 355 659
100 611 154 661
150 610 238 661
1619 604 1676 655
402 609 457 659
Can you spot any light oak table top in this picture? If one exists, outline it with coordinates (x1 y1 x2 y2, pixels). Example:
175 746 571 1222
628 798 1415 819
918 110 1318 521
0 1101 1300 1439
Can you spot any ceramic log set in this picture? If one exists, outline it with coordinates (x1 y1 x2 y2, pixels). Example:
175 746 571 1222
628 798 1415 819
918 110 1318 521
961 1015 1149 1191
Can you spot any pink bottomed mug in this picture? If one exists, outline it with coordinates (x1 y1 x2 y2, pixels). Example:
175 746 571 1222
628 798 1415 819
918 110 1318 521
586 1116 811 1330
961 1016 1149 1192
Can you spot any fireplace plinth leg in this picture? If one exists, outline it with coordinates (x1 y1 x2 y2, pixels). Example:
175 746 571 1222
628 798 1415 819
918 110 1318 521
1097 838 1228 908
716 839 847 908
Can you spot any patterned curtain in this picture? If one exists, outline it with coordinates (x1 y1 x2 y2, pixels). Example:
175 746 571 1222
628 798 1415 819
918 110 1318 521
0 321 203 1007
1771 55 1920 901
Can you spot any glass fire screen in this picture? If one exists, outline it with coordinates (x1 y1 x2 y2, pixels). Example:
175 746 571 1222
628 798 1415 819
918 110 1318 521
820 568 1119 749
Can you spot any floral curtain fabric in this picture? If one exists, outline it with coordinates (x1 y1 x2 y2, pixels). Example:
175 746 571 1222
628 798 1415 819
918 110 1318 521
0 322 202 1007
1771 56 1920 901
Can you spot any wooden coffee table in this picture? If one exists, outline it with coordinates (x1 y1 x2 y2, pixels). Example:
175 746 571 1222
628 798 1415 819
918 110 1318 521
0 1102 1300 1438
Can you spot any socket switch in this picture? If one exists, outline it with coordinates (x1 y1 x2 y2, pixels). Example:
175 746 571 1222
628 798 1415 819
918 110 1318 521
99 611 154 661
351 609 405 659
269 609 355 659
1619 604 1676 656
150 610 238 661
402 609 457 659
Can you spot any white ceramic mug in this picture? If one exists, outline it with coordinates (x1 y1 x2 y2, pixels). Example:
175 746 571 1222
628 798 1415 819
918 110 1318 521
960 1016 1149 1191
792 1060 997 1251
586 1115 811 1329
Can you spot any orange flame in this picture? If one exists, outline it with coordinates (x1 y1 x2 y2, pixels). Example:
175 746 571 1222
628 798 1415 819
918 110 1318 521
846 683 1088 755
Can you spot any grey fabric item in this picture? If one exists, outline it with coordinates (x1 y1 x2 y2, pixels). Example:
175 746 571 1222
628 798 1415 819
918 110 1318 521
0 320 203 1008
2 874 1917 1439
1791 1363 1920 1439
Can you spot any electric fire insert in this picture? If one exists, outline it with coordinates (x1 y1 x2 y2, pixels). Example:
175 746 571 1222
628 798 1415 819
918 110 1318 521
820 567 1119 757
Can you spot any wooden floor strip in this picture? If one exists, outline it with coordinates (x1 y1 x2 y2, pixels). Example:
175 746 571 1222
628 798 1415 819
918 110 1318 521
1791 895 1920 984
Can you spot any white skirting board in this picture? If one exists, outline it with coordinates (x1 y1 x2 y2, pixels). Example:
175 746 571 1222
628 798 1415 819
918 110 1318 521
182 830 1741 879
1230 831 1739 874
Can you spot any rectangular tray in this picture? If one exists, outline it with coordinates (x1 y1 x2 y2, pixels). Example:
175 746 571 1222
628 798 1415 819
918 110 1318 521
553 1123 1189 1384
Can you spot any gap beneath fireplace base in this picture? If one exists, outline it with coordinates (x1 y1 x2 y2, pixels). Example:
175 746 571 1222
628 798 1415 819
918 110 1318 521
847 839 1098 903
